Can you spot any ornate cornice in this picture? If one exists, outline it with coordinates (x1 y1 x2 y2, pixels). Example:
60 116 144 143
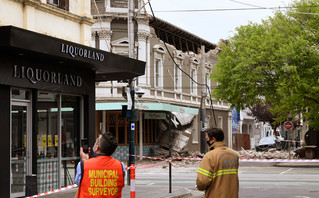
98 30 113 39
137 31 150 41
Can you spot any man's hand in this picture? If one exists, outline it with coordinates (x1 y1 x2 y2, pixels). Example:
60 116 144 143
80 147 90 161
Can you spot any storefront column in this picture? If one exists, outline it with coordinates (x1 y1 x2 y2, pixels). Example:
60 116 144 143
0 85 10 198
139 111 143 160
57 95 62 188
102 110 106 133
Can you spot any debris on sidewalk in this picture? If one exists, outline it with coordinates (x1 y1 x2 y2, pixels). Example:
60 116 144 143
238 148 297 159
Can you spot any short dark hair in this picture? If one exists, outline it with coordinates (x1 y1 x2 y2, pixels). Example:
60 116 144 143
98 132 118 156
205 127 224 141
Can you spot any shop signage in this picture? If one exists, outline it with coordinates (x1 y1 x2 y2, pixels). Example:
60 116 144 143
144 112 166 120
13 65 82 87
61 43 105 62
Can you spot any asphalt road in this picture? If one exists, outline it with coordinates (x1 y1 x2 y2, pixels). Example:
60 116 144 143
38 162 319 198
133 163 319 198
239 166 319 198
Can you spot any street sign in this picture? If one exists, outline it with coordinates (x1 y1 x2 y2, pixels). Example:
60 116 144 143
131 123 135 130
284 121 293 130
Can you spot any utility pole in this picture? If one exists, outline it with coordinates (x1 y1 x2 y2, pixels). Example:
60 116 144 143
127 0 135 185
200 45 206 153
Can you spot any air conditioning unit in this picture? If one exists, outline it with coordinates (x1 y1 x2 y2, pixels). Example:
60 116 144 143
48 0 59 6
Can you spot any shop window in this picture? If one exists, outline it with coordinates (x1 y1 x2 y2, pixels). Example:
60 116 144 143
103 112 158 145
47 0 69 11
106 112 128 145
12 89 30 100
143 119 158 144
36 93 81 192
118 114 126 144
108 114 116 138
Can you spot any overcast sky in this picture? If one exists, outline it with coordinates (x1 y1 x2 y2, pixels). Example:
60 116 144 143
145 0 293 44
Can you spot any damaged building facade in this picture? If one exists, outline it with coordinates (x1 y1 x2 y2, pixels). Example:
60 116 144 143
91 0 232 159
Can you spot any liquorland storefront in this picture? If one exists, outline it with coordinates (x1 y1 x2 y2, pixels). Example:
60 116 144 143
0 26 145 197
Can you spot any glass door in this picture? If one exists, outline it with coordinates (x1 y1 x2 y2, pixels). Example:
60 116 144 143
11 101 32 197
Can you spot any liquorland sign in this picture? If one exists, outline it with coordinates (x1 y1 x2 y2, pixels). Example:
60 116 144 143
61 43 104 62
13 65 82 87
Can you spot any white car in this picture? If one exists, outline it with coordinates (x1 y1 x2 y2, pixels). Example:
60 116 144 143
256 130 284 151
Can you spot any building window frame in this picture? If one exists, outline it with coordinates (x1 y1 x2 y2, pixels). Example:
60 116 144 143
154 58 162 88
173 51 184 92
47 0 69 11
205 62 212 93
190 58 199 95
153 45 165 89
218 116 223 129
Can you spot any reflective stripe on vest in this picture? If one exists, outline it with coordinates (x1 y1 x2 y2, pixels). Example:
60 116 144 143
198 168 238 179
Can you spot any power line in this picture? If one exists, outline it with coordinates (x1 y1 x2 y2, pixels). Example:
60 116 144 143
151 6 290 13
149 5 319 16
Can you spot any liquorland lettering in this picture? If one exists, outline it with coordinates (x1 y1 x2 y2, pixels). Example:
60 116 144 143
61 43 105 61
13 65 82 87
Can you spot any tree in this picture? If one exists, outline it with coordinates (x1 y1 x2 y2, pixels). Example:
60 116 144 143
212 0 319 129
248 104 278 130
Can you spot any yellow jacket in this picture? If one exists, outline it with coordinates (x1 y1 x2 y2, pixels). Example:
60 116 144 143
196 141 239 198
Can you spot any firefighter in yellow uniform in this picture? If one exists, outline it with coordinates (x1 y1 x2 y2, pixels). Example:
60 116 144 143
196 127 239 198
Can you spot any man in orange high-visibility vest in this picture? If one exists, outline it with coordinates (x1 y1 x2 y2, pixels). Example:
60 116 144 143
75 132 125 198
196 127 239 198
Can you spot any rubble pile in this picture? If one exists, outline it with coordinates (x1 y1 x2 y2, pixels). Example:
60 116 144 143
149 148 203 168
152 147 204 159
238 148 297 159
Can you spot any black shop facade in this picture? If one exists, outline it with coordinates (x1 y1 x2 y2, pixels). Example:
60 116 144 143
0 26 145 197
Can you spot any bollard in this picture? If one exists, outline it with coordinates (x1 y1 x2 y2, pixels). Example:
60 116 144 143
130 164 135 198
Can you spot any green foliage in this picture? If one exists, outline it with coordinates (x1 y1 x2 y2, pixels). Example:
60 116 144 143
212 0 319 128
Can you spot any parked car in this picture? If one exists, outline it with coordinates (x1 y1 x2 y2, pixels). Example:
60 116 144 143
256 130 284 151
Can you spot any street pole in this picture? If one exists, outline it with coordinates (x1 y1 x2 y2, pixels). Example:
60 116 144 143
168 112 172 193
200 45 206 153
127 0 135 185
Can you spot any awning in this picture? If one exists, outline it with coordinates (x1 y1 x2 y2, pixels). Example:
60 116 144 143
96 102 199 115
0 26 145 81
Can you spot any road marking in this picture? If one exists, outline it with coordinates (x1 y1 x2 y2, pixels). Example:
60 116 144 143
293 196 311 198
240 181 319 186
280 168 294 175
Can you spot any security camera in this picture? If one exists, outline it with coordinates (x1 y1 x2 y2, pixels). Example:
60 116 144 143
135 87 145 98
